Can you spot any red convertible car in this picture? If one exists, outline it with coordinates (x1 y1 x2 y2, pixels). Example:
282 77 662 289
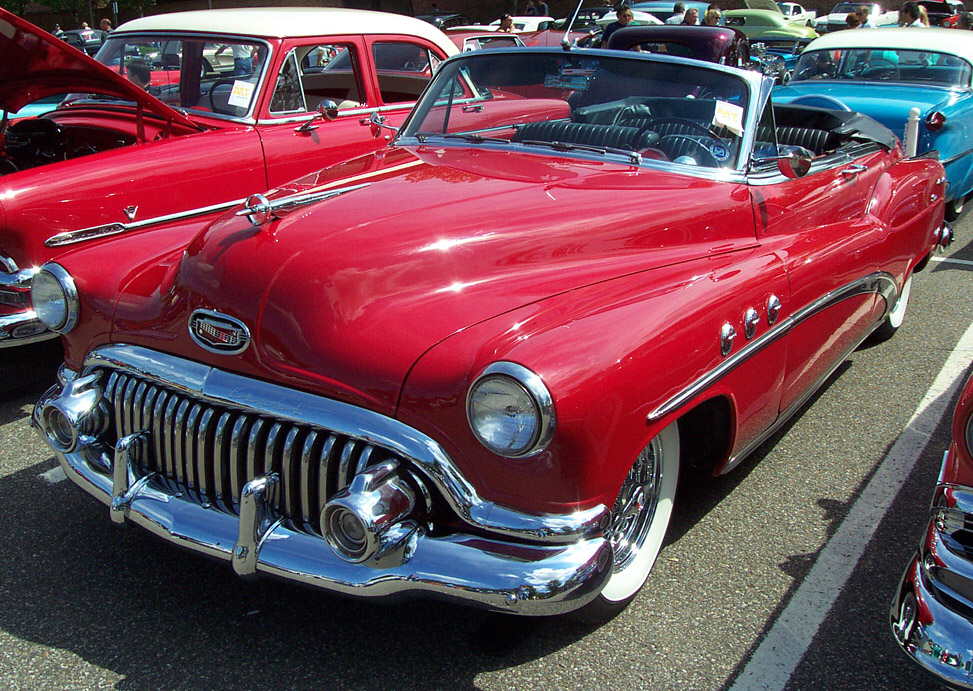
32 47 949 617
0 7 457 348
892 365 973 687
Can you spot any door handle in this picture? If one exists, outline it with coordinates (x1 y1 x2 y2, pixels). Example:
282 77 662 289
841 164 867 178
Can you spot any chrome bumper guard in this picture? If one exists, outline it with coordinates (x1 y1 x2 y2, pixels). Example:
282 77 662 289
34 346 613 615
891 451 973 688
0 267 55 347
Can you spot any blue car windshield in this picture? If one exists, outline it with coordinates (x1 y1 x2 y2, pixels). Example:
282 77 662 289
792 48 973 88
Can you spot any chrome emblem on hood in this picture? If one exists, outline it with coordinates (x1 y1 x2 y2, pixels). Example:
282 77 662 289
189 310 251 354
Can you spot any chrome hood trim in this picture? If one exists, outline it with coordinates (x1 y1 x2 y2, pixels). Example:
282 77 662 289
44 198 246 247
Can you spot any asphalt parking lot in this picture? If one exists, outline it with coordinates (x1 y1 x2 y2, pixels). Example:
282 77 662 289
3 215 972 690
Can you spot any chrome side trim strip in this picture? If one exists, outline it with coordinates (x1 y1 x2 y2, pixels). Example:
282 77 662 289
80 344 608 542
0 267 35 290
939 146 973 167
44 198 246 247
0 255 19 272
648 272 896 423
256 102 413 126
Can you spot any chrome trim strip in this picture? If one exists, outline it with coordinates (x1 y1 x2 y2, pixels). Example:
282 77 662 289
648 272 896 423
0 311 59 348
44 198 246 247
235 183 369 226
256 102 413 126
939 146 973 167
0 267 35 290
0 255 19 272
78 344 608 542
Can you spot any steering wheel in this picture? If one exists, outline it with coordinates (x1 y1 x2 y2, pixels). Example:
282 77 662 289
208 78 238 114
656 134 721 167
865 58 899 80
645 117 725 145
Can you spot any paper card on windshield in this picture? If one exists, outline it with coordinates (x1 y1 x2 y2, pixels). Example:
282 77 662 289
228 81 255 108
713 101 744 137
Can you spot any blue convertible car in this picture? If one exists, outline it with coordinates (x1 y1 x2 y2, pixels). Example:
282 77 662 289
774 27 973 219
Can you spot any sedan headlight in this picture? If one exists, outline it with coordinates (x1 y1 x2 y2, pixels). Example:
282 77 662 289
467 361 555 458
30 263 79 333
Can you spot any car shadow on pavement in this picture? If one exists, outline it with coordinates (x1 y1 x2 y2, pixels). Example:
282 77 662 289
0 339 61 400
0 457 596 691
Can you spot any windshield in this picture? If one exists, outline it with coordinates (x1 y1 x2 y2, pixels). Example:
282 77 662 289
830 3 866 12
792 48 972 87
401 52 752 170
90 35 269 118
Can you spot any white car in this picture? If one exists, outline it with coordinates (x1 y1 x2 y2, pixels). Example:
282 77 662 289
777 1 817 25
488 15 556 32
815 2 898 32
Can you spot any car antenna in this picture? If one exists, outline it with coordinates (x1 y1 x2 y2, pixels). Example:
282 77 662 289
561 0 585 50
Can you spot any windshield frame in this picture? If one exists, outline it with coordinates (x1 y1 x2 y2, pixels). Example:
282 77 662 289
396 48 771 176
791 46 973 89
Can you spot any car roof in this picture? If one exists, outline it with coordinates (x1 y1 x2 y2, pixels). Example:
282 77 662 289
116 8 458 55
805 26 973 55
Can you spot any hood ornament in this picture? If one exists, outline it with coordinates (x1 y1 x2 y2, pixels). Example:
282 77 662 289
123 205 138 221
236 183 370 228
189 310 251 355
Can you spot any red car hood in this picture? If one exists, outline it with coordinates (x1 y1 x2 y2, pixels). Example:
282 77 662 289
0 8 197 129
112 145 755 413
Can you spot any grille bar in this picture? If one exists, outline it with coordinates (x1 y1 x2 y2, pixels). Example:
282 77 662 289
104 369 400 536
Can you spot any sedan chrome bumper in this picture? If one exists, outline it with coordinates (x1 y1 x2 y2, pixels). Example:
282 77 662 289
33 348 614 615
891 451 973 688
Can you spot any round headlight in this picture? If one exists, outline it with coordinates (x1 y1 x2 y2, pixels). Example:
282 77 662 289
30 263 78 333
467 362 555 458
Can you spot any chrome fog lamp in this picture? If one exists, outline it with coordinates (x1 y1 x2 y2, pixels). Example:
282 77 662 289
30 263 79 333
34 371 106 454
321 460 422 565
467 362 555 458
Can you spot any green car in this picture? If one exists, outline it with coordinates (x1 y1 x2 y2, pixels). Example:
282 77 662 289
724 9 819 40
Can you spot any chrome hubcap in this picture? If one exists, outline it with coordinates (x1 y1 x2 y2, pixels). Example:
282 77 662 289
608 438 663 572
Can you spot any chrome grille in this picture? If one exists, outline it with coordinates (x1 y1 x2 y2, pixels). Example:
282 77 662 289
102 369 400 534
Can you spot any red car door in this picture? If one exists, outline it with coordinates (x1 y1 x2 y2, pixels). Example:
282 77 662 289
752 148 892 414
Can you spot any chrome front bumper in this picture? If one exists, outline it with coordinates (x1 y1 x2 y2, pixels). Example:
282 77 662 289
891 452 973 688
33 347 614 615
0 265 55 347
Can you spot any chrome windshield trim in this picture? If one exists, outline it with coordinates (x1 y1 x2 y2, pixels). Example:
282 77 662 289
80 344 608 542
648 271 897 422
44 198 246 247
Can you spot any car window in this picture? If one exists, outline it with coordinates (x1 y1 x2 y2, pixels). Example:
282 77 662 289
372 41 438 104
271 43 363 114
93 36 267 118
792 48 973 87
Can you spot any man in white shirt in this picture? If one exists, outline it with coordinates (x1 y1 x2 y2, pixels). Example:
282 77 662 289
666 2 686 24
900 1 925 26
855 5 878 27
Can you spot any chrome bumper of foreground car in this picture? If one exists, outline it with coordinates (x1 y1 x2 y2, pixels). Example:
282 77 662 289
891 452 973 689
33 347 613 615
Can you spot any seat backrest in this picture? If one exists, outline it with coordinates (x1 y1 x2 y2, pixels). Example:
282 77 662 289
514 121 655 151
756 125 841 155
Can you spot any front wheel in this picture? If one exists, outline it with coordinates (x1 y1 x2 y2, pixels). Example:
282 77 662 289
578 421 680 621
870 274 912 343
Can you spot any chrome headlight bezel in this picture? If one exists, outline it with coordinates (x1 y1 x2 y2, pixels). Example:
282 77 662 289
965 410 973 460
466 361 555 458
30 262 79 334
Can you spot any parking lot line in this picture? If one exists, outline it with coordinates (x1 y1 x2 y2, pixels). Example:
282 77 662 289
728 318 973 691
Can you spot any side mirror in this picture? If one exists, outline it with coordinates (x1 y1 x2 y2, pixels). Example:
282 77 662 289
295 100 339 133
318 99 339 122
777 150 812 178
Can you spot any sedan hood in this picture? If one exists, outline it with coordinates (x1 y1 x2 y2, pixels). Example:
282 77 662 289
112 146 754 413
0 8 197 129
774 82 958 130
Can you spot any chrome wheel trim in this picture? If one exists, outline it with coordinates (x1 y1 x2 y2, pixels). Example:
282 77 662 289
888 275 912 330
600 421 680 602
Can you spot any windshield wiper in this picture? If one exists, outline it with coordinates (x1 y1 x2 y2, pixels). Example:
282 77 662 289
415 132 508 144
519 139 643 164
